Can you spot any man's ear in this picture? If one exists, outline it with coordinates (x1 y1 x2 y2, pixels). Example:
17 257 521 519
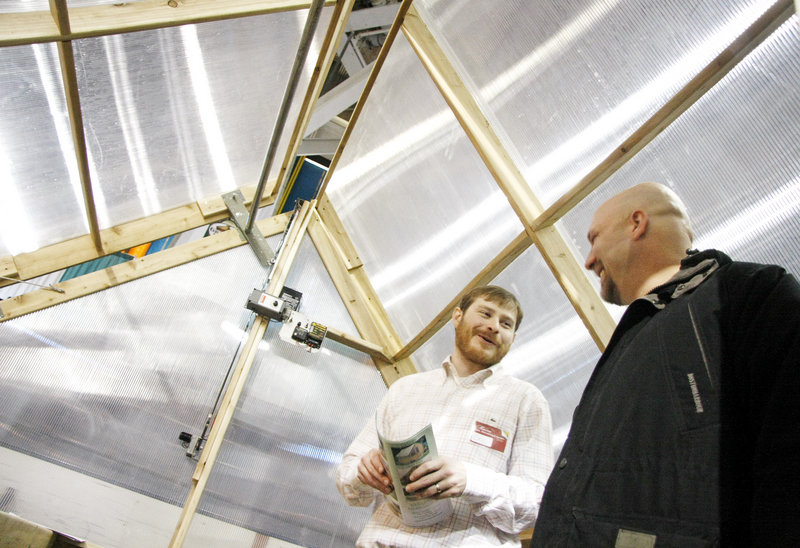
452 307 463 326
630 210 648 240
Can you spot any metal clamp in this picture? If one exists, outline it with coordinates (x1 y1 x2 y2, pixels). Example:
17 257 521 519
222 190 276 266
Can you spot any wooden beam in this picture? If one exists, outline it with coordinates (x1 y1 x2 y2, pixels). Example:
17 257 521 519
0 256 17 279
196 181 278 218
325 326 392 362
402 5 617 349
268 0 357 203
315 192 362 269
169 200 315 548
54 29 103 254
48 0 70 35
0 213 291 322
394 231 532 362
316 0 414 198
0 0 335 47
1 184 276 288
307 207 416 385
532 0 795 230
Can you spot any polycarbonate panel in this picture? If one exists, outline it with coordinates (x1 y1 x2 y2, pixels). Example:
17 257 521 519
563 16 800 280
0 231 385 546
0 42 88 256
0 446 265 548
415 0 780 207
0 7 332 256
0 244 269 543
410 244 601 455
77 10 331 228
191 237 386 548
325 34 524 341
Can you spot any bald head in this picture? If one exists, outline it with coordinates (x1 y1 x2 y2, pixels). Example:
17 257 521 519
603 182 693 246
585 183 694 305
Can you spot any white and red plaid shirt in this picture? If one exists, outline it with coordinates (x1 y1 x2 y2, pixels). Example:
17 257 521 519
337 359 554 547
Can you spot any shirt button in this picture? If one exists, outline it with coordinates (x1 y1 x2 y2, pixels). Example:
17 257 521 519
558 458 568 469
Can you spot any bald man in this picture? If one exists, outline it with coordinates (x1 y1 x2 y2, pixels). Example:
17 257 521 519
531 183 800 547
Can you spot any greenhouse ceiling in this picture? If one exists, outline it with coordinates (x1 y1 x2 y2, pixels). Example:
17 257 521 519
1 0 800 545
0 0 797 368
1 0 797 360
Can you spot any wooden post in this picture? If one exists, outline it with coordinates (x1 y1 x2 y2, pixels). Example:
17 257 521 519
168 201 315 548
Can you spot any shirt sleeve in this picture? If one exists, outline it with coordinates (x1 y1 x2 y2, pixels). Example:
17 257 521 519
336 412 383 507
460 387 554 534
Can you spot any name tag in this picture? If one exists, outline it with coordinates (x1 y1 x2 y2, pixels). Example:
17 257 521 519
470 421 507 452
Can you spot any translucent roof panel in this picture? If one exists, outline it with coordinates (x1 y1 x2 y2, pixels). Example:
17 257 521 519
410 243 600 454
0 8 332 256
563 17 800 279
0 41 89 257
414 0 780 207
325 34 524 341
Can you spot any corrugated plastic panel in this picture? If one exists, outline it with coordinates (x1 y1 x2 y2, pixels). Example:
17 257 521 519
414 0 780 206
0 236 385 546
563 16 800 280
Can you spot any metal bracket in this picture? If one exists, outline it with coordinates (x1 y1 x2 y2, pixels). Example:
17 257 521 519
222 190 276 266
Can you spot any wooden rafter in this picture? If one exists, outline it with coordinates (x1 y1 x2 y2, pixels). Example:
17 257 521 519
308 206 416 386
269 0 358 204
402 5 617 350
0 0 336 47
48 0 103 253
1 183 277 288
0 213 290 322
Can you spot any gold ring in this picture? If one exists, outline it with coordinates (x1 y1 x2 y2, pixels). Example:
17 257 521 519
435 483 441 494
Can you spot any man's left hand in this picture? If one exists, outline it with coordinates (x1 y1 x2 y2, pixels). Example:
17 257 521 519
404 456 467 499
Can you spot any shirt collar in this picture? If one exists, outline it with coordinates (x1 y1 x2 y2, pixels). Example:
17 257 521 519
442 358 500 387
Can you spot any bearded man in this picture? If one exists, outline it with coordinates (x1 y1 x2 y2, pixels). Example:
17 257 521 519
337 285 553 547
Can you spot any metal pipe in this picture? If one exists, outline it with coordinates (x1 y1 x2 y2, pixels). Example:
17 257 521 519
246 0 326 232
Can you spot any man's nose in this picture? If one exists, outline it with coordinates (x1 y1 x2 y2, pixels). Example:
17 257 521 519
585 250 596 271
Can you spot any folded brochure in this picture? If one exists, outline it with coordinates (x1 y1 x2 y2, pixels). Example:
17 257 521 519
377 421 453 527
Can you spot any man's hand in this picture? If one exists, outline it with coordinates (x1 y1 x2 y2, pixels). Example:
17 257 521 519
357 448 393 494
404 456 467 499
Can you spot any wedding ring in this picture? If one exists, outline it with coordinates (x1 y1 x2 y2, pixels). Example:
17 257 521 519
435 483 442 494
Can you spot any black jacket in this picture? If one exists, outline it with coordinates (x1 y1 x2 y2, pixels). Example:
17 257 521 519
532 250 800 547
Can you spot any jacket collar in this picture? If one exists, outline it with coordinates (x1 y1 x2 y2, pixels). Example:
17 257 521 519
640 249 731 309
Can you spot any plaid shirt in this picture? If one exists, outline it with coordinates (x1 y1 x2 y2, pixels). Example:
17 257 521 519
337 359 554 547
